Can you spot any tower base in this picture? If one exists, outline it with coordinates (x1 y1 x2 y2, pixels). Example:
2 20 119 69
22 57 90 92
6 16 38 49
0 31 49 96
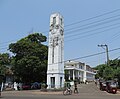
47 73 64 89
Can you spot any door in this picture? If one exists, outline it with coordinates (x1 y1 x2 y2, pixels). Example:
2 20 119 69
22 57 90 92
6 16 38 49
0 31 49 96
51 77 55 88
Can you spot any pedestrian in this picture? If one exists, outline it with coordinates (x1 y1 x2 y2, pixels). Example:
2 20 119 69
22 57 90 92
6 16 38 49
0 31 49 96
74 82 78 93
17 85 20 91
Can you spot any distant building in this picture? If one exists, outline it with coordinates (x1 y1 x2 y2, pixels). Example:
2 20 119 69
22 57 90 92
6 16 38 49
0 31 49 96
64 60 96 83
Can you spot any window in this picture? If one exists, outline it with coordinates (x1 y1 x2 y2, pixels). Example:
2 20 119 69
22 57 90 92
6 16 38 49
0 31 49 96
60 18 63 25
53 17 56 25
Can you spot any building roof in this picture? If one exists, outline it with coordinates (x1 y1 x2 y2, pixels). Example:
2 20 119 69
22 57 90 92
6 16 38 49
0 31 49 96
65 60 84 65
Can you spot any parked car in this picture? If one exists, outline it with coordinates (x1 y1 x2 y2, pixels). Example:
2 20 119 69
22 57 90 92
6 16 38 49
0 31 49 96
106 80 117 94
31 82 41 89
22 83 31 90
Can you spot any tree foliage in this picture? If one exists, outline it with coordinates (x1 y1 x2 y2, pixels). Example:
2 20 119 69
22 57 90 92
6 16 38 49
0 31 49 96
9 33 48 83
103 66 114 80
94 64 107 79
0 53 11 75
95 58 120 87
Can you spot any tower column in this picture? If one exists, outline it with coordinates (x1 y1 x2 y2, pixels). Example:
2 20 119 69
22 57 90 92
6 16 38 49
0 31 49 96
73 70 75 80
83 65 87 83
68 70 70 80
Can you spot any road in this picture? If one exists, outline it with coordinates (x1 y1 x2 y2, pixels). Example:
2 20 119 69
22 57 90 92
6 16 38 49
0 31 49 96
1 82 120 99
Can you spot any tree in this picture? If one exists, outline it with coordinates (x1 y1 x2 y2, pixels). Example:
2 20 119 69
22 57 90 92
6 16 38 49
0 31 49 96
0 53 11 75
94 64 107 79
94 64 114 80
115 67 120 88
109 59 119 69
95 58 120 87
110 59 120 88
0 53 11 83
9 33 48 83
103 66 114 80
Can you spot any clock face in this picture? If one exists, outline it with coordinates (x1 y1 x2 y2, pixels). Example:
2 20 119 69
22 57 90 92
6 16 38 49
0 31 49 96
55 25 59 29
50 29 55 34
51 28 57 34
53 28 57 33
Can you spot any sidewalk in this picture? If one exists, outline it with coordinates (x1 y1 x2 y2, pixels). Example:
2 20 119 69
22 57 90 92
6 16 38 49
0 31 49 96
2 89 63 95
117 89 120 93
35 90 62 95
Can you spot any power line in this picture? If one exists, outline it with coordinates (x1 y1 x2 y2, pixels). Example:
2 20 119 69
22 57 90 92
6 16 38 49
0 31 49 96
0 39 18 45
65 8 120 27
67 47 120 61
65 16 120 37
105 32 120 44
1 9 120 46
47 47 120 66
1 8 120 54
117 55 120 59
11 16 120 45
1 23 120 50
0 32 48 45
109 51 120 60
86 52 120 64
0 47 8 51
65 25 120 42
84 57 106 65
65 22 120 38
1 21 120 48
1 23 120 51
65 14 120 33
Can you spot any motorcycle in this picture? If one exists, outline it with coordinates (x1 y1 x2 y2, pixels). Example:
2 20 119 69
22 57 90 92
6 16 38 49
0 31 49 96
106 80 117 94
63 87 72 95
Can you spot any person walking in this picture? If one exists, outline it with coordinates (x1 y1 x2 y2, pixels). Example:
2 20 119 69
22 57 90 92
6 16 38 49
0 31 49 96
74 81 78 94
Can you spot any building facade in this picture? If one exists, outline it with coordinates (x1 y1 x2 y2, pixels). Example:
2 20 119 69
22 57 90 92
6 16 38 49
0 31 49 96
64 61 96 83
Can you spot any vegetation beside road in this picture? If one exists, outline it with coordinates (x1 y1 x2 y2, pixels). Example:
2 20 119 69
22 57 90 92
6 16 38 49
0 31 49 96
94 59 120 88
0 33 48 84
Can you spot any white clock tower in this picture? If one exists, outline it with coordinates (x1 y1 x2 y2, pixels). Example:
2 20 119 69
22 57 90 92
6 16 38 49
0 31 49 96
47 13 64 89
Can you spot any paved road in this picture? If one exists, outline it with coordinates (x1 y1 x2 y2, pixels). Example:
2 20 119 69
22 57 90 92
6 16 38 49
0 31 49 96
1 82 120 99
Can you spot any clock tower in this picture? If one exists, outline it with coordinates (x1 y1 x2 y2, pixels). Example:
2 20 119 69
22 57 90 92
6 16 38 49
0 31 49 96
47 13 64 89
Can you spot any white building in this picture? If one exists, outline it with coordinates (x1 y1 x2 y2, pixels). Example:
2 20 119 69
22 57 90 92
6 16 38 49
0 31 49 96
47 13 64 89
64 60 96 83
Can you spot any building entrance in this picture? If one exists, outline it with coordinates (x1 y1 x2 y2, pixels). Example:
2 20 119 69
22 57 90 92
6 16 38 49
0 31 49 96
51 77 55 88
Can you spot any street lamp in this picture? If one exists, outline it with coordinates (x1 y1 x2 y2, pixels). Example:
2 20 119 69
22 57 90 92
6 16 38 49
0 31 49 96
98 44 109 66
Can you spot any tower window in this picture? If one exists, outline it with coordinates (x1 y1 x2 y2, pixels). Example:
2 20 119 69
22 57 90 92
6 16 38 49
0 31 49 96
60 18 63 25
53 17 56 25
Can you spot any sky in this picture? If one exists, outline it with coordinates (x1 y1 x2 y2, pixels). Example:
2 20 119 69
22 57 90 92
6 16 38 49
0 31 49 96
0 0 120 67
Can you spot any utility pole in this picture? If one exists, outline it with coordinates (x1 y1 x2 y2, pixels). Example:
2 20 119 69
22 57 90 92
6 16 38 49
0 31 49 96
98 44 109 66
